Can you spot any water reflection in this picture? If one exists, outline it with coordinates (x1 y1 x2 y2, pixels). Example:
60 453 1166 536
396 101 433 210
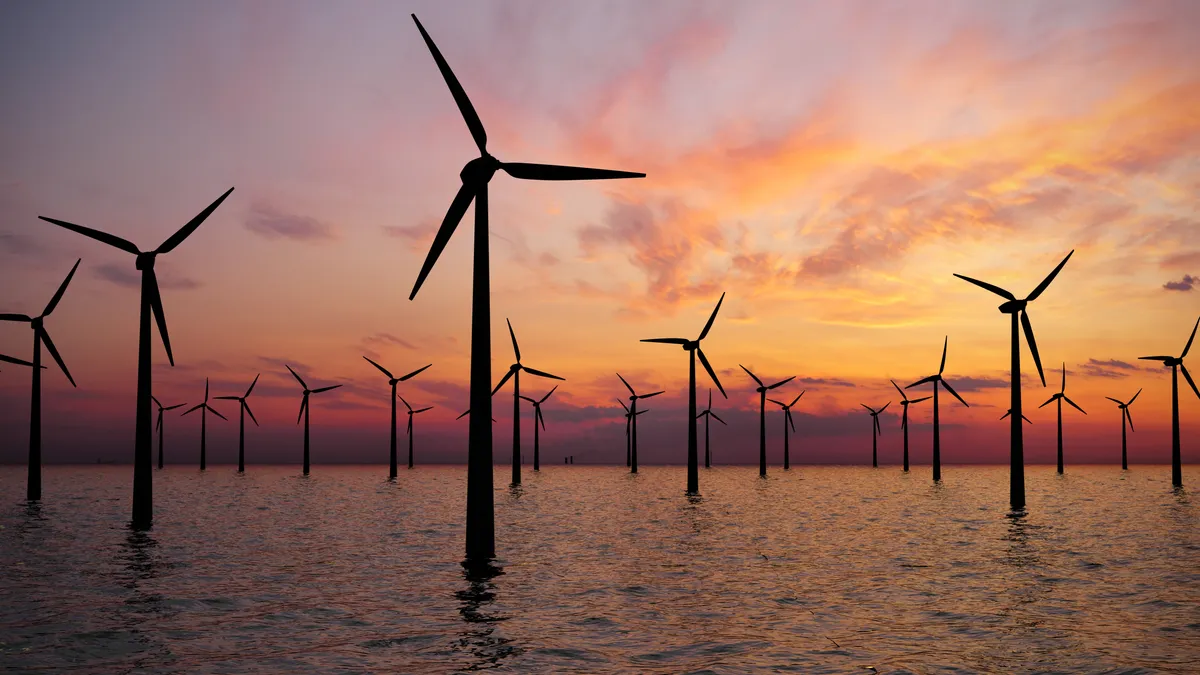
455 559 517 670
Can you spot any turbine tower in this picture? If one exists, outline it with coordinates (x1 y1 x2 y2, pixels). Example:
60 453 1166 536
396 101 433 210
151 396 186 469
740 365 795 477
1038 363 1086 474
891 380 929 473
363 357 431 477
400 397 434 468
519 386 558 472
1139 316 1200 486
286 365 342 475
906 337 969 482
1105 389 1140 470
492 320 564 485
861 403 890 467
616 373 664 474
181 379 226 470
214 375 261 473
768 392 804 470
696 390 727 468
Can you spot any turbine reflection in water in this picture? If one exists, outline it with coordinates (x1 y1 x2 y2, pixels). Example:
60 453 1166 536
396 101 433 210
455 559 517 670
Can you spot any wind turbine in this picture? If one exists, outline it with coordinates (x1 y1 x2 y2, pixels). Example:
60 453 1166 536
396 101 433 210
39 187 234 527
1139 315 1200 487
363 357 432 477
954 250 1073 509
1000 409 1033 424
1105 389 1140 471
518 386 558 471
286 365 342 476
642 293 728 494
906 337 969 482
891 380 929 473
181 378 226 470
399 397 434 468
214 375 260 473
696 390 726 468
492 319 564 486
407 14 644 561
618 399 650 470
1038 363 1086 474
151 396 186 469
616 373 664 474
1 258 80 501
861 403 890 468
768 392 804 470
740 366 796 478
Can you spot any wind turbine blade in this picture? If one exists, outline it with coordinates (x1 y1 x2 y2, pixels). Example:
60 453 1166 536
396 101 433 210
901 412 907 430
1038 396 1056 409
953 273 1016 301
205 378 209 402
206 405 228 421
616 372 635 396
146 269 174 366
501 162 644 181
999 411 1011 420
891 379 906 400
183 403 204 416
213 395 240 400
907 375 938 388
537 407 545 431
523 366 564 381
1022 414 1032 424
616 398 629 413
297 395 308 424
875 416 882 436
414 407 433 414
641 337 689 345
699 292 725 340
155 412 162 431
312 384 342 394
697 348 726 398
37 216 140 255
399 364 433 381
164 403 186 411
0 354 35 367
156 188 235 254
711 412 727 425
939 336 948 375
457 409 470 420
861 404 875 414
637 391 664 401
787 410 795 433
518 395 536 403
1125 408 1135 432
790 392 803 407
1060 362 1066 394
39 328 75 387
539 385 558 403
244 401 259 426
285 365 308 389
245 373 260 397
399 395 413 412
363 356 393 379
151 395 162 408
491 369 515 395
708 389 712 410
1181 364 1200 401
1183 316 1200 358
940 381 968 408
878 401 890 414
767 376 795 390
739 364 763 387
411 14 488 153
1127 389 1141 406
909 396 931 403
0 313 33 322
44 258 81 316
1105 397 1124 405
1064 396 1086 415
506 318 521 362
634 409 648 416
768 398 785 407
1025 249 1074 302
1139 356 1173 362
1021 310 1046 386
407 416 413 435
409 183 475 300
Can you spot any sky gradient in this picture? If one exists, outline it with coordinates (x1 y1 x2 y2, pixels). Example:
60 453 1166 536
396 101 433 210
1 0 1198 467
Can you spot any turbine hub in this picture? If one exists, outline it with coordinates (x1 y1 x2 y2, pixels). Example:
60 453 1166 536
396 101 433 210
461 155 500 184
684 341 699 351
135 252 156 271
757 387 767 394
998 299 1026 314
31 316 43 330
1166 357 1181 367
510 363 521 372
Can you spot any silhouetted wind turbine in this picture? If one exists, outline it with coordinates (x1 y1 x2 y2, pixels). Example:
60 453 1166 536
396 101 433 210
364 357 432 477
617 373 664 474
151 396 185 470
617 399 650 471
519 386 558 472
861 403 890 467
891 380 929 473
955 250 1073 509
286 365 342 476
39 187 234 528
1038 363 1085 475
768 392 804 470
1 258 80 501
492 320 564 486
1139 316 1200 487
399 397 433 468
696 390 726 468
182 379 226 471
741 366 795 478
214 375 260 473
906 337 969 482
1000 409 1033 424
1105 389 1140 470
407 14 644 562
642 293 727 494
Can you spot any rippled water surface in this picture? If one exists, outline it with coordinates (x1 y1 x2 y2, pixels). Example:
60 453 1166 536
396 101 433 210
2 464 1198 673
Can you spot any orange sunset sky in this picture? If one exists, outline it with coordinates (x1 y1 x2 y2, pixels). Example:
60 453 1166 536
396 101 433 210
1 0 1197 467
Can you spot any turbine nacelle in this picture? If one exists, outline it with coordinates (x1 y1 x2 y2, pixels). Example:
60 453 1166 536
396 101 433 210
460 155 501 184
998 299 1027 314
135 251 157 271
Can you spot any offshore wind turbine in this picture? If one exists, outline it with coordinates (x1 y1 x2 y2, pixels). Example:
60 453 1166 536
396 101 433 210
954 250 1073 509
617 373 664 474
151 396 186 469
768 392 804 470
407 14 644 562
492 320 564 486
363 357 432 477
400 397 434 468
1038 363 1086 474
1105 389 1140 470
642 293 728 494
617 399 650 471
740 365 795 477
39 187 235 528
519 386 558 471
1139 315 1200 487
182 379 226 471
891 380 929 473
696 390 726 468
906 337 969 482
1 258 80 501
861 403 890 467
214 375 260 473
286 365 342 476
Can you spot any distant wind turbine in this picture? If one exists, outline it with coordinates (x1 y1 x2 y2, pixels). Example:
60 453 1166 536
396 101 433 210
400 397 434 468
955 250 1073 509
1038 363 1086 474
364 357 431 477
519 386 558 472
214 375 260 473
39 187 235 527
407 14 644 561
151 396 185 470
182 378 226 471
617 373 664 474
906 337 969 482
861 403 890 467
741 366 795 477
642 293 728 494
696 390 726 468
286 365 342 476
768 392 804 470
1 258 80 501
891 380 929 473
1105 389 1140 470
1139 315 1200 487
492 319 564 485
618 399 650 470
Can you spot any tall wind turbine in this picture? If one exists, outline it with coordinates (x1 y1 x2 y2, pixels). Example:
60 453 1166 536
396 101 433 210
1038 363 1086 474
519 386 558 471
151 396 186 469
1105 389 1140 470
407 14 644 561
286 365 342 476
768 392 804 470
954 250 1073 509
1 258 80 501
214 375 260 473
740 366 795 477
1139 315 1200 487
399 397 434 468
39 187 234 528
891 380 929 473
182 378 226 470
861 403 890 467
696 390 726 468
616 373 664 474
642 293 728 494
492 319 564 485
906 337 969 482
364 357 431 477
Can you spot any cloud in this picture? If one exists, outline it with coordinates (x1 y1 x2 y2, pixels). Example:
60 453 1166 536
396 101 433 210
382 217 438 253
794 376 856 388
1163 274 1197 291
246 203 335 241
943 376 1009 392
0 231 48 256
94 263 201 290
362 332 417 352
1079 358 1151 379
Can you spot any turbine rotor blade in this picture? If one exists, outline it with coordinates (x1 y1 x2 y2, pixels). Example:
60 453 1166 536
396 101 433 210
146 269 174 366
616 372 635 396
44 258 81 316
399 364 433 381
1060 362 1066 393
0 313 33 322
183 403 204 416
297 395 308 424
699 292 725 340
909 396 931 403
1183 316 1200 358
1021 310 1045 386
456 409 470 420
697 348 726 398
790 392 803 407
940 381 968 407
1139 356 1173 362
1125 408 1135 432
787 410 795 433
156 188 235 254
213 395 240 400
1127 389 1142 405
878 401 890 414
491 369 515 395
1039 396 1056 409
244 400 259 426
1104 397 1124 405
1181 363 1200 402
151 395 162 408
409 183 475 300
642 337 689 345
363 356 393 379
206 405 228 421
400 395 413 412
506 318 521 362
414 407 433 414
1025 249 1074 302
312 385 342 394
163 403 186 411
739 364 763 387
501 162 645 181
156 412 162 431
411 14 488 153
0 354 36 367
907 375 938 388
939 336 948 375
1064 396 1086 415
639 391 664 400
891 379 906 400
38 216 140 255
539 385 558 403
768 398 785 407
711 412 727 425
245 373 260 397
953 273 1016 301
767 376 795 390
39 328 75 387
286 365 308 389
523 366 564 381
537 407 545 431
617 398 629 413
999 411 1011 420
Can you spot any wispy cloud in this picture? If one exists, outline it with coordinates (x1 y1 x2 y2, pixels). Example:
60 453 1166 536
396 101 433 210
246 203 336 241
94 262 201 290
1163 274 1197 292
